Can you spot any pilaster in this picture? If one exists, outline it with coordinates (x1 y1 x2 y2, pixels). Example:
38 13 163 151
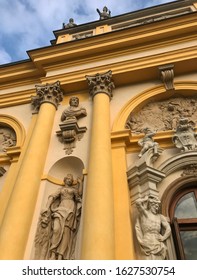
111 130 135 259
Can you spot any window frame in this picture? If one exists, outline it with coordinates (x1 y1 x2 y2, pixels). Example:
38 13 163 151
170 187 197 260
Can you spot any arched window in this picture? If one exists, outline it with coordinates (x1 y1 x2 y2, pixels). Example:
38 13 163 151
170 187 197 259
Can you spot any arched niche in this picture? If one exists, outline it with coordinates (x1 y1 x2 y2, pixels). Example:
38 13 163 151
0 114 26 148
31 156 85 260
47 156 85 184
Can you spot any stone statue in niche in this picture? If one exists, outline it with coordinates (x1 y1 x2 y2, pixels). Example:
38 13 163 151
0 127 16 153
126 96 197 133
138 128 159 158
96 6 111 20
135 195 171 260
34 174 83 260
56 97 87 154
172 117 197 151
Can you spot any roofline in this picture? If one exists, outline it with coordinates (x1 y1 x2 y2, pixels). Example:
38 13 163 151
53 0 194 38
0 0 195 67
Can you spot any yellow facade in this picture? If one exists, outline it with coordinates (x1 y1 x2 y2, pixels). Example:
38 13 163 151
0 0 197 260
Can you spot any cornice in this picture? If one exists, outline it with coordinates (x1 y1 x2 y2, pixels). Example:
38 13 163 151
0 61 43 84
28 12 197 65
0 88 35 108
40 45 197 91
0 12 196 98
43 33 197 73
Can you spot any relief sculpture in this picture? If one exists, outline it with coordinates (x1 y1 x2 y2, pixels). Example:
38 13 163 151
34 174 83 260
135 195 171 260
0 127 16 153
126 96 197 133
172 117 197 151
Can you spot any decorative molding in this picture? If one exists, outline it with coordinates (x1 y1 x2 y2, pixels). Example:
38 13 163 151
31 81 64 113
86 70 115 99
158 150 197 176
181 164 197 177
159 64 174 91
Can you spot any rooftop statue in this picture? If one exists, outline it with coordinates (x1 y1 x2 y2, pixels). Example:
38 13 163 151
96 6 111 20
63 18 77 29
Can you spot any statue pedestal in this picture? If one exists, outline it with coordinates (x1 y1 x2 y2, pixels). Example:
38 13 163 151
56 119 87 154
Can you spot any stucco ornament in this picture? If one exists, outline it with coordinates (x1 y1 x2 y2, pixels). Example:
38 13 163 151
56 97 87 154
172 117 197 151
34 174 83 260
126 96 197 133
138 128 159 158
135 195 171 260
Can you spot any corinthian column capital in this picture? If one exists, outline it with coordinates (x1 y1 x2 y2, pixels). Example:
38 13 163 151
31 81 64 113
86 70 115 99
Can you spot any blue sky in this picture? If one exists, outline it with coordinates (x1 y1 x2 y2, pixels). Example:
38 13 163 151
0 0 177 65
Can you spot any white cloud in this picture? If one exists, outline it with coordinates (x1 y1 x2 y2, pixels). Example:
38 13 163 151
0 0 176 65
0 48 12 64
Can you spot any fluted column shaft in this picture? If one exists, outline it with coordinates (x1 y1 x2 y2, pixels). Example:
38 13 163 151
0 81 63 259
81 71 115 259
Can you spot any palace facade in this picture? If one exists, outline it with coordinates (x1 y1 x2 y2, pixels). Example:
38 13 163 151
0 0 197 260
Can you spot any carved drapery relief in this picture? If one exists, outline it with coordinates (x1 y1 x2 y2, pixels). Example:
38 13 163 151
34 174 83 260
86 70 115 99
135 195 171 260
126 96 197 133
0 127 16 153
56 97 87 154
31 81 64 113
172 117 197 151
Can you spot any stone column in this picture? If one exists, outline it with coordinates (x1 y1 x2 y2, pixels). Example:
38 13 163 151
0 81 63 259
81 70 115 259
